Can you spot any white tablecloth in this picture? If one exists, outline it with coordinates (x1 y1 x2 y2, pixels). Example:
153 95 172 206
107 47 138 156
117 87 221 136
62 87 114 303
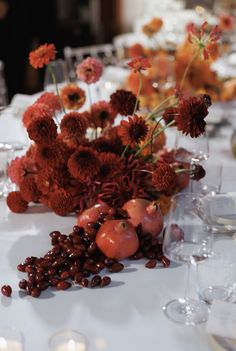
0 98 236 351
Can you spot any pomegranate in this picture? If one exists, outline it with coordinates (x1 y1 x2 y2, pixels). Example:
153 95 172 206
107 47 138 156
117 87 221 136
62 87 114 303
122 198 163 238
77 202 110 229
176 172 189 191
95 220 139 260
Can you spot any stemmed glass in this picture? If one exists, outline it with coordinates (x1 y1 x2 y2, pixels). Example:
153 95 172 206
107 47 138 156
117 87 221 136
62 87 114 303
163 193 214 325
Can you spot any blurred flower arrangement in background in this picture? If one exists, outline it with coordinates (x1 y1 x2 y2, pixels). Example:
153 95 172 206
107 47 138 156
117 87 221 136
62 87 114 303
126 16 236 109
6 36 210 216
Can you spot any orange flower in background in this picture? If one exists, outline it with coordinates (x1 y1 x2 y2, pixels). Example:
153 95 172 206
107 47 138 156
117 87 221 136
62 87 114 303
60 83 86 110
126 71 154 95
127 43 145 58
156 195 172 215
142 17 163 37
140 121 166 156
219 14 235 32
128 57 151 73
29 43 57 69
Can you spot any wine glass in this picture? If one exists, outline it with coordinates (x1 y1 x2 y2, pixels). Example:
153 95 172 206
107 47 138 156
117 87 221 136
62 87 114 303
174 131 209 163
192 159 223 195
163 193 213 325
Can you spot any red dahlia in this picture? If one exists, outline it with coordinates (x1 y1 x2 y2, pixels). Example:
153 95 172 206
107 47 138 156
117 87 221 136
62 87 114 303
36 92 61 112
90 101 116 129
6 191 28 213
27 117 57 144
35 141 70 168
60 112 88 139
67 146 100 181
175 96 209 138
152 162 177 192
110 89 139 116
22 103 53 128
50 190 74 216
98 152 123 181
190 164 206 180
19 177 41 202
163 107 179 125
36 168 69 195
118 115 148 147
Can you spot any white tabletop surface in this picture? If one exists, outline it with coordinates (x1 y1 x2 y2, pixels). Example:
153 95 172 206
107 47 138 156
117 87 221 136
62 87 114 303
0 96 236 351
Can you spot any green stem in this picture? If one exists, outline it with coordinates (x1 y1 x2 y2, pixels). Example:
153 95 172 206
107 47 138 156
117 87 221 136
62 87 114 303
48 65 66 114
133 71 142 114
135 120 175 156
121 145 129 158
150 116 164 155
180 49 200 90
147 95 176 120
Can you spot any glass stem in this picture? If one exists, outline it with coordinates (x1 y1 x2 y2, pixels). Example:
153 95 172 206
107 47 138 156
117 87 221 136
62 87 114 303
184 262 192 303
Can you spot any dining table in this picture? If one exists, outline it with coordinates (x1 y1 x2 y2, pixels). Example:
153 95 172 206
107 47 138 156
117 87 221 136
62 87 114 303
0 73 236 351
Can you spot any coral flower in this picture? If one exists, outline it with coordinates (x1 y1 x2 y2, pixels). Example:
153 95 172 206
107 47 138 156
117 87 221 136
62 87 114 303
6 191 28 213
29 43 57 69
76 57 103 84
19 177 41 202
60 112 88 139
36 92 61 113
175 95 209 137
50 190 74 216
187 21 221 60
110 89 139 116
128 43 145 58
27 117 58 144
90 101 116 129
118 115 148 147
22 103 53 128
67 146 100 181
152 162 177 192
60 83 86 110
128 57 151 73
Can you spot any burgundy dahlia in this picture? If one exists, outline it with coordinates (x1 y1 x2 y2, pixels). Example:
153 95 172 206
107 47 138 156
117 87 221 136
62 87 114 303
110 89 139 116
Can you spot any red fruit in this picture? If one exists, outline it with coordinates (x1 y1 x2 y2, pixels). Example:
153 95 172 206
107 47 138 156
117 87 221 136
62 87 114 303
96 220 139 260
122 198 163 238
77 202 110 229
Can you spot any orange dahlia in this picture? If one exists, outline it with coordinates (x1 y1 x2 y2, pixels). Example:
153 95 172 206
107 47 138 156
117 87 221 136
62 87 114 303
36 92 61 113
60 83 86 110
6 191 28 213
152 162 177 192
118 115 148 147
128 57 151 73
22 103 53 128
29 43 57 69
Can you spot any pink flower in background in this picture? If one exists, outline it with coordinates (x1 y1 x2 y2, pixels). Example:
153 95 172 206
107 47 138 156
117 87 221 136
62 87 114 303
76 57 103 84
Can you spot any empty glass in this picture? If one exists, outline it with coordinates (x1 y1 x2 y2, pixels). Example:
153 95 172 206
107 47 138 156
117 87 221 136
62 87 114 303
197 239 236 304
175 131 209 163
49 330 88 351
163 193 213 325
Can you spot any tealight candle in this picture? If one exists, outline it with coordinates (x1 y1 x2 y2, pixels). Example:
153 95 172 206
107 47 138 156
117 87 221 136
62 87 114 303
0 328 24 351
49 330 88 351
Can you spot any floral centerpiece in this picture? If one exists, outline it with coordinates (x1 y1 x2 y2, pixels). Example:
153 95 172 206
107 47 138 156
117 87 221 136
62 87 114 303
6 40 208 218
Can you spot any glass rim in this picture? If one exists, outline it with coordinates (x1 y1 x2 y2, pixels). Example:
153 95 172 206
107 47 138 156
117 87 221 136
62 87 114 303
170 192 204 202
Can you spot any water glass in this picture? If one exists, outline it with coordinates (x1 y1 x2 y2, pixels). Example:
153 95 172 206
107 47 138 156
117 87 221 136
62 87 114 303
197 239 236 304
49 330 88 351
175 131 209 162
192 160 222 195
44 59 69 92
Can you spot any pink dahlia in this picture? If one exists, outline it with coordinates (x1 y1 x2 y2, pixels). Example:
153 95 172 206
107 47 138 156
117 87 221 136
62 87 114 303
76 57 103 84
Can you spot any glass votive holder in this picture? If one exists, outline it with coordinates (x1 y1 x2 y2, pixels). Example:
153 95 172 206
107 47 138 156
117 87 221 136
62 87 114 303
192 160 223 195
49 330 89 351
0 327 24 351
